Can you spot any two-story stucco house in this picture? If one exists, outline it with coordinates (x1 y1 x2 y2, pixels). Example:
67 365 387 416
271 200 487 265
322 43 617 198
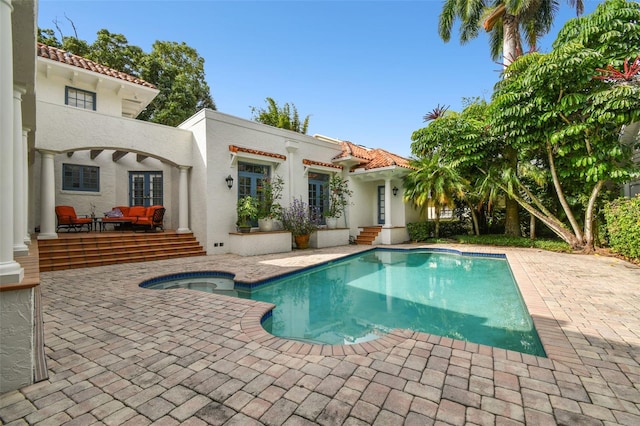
32 42 419 254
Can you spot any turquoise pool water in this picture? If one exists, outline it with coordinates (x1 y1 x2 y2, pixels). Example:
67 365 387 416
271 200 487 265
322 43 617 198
236 249 545 356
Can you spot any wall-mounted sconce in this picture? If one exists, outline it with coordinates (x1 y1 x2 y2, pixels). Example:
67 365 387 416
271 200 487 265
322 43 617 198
225 174 234 189
392 186 399 196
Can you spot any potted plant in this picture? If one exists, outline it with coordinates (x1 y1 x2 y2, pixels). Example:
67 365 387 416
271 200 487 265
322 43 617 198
257 174 284 232
281 197 320 249
236 195 258 233
324 175 353 228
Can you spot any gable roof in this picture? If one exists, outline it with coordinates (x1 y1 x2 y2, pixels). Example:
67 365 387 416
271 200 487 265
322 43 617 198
333 141 413 171
37 43 156 89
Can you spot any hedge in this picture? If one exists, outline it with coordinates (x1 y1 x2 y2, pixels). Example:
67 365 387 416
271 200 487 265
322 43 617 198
604 196 640 261
407 221 468 241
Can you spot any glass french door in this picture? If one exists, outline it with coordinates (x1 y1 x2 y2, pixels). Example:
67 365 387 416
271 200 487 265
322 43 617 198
378 186 385 225
308 172 329 224
238 162 270 226
129 172 163 207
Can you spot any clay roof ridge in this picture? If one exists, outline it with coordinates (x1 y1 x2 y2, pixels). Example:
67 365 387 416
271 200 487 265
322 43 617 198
37 42 157 89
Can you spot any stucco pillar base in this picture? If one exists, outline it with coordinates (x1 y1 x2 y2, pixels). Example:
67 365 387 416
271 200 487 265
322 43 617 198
13 245 28 257
0 261 24 284
37 233 58 240
176 228 191 234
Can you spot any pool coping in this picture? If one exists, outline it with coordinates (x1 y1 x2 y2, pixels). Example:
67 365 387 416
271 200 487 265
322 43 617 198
134 245 578 368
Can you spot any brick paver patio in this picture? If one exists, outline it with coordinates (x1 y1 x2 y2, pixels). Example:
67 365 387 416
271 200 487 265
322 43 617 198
1 244 639 425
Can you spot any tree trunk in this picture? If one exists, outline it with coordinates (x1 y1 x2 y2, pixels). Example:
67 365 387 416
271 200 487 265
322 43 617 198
498 180 583 250
503 146 521 237
530 214 536 240
502 14 521 66
504 197 521 237
470 207 480 236
435 208 441 239
546 142 584 242
582 180 604 253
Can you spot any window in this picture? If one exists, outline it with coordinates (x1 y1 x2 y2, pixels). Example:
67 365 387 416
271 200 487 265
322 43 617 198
63 164 100 192
65 86 96 110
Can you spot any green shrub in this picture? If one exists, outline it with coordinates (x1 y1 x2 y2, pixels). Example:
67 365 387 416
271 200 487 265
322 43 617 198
454 235 572 252
604 196 640 261
407 222 434 241
407 221 468 241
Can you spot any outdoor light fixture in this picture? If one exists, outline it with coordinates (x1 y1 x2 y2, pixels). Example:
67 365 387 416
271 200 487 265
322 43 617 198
225 175 234 189
393 186 399 196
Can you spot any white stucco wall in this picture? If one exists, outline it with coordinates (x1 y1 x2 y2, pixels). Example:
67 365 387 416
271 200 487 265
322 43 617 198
0 288 34 393
35 102 193 163
36 70 123 116
182 109 345 254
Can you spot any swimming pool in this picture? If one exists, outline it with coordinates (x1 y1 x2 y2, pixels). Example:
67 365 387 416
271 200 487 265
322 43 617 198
141 249 545 356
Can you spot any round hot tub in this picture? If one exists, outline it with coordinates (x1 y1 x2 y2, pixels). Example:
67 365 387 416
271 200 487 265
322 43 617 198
140 271 237 296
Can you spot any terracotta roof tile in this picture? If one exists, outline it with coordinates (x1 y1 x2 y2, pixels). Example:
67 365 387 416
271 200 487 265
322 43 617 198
37 43 156 89
364 149 412 170
229 145 286 160
303 159 342 170
332 141 373 161
332 141 412 171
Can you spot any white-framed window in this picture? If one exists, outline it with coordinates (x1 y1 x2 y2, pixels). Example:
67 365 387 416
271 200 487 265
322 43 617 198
65 86 96 111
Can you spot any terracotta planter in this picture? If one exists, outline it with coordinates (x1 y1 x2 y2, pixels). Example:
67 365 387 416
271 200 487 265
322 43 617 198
294 234 310 249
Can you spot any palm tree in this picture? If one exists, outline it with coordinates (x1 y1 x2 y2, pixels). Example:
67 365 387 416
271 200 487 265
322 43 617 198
438 0 583 236
403 155 467 239
250 97 310 134
439 0 584 66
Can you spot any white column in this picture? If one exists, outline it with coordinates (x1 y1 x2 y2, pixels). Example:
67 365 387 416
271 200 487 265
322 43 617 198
384 178 393 228
37 151 58 240
285 141 298 200
22 129 30 245
176 165 191 233
0 0 24 284
13 87 28 256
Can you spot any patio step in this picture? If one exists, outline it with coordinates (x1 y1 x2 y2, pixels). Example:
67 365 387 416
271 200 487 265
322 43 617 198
354 226 383 245
38 231 206 272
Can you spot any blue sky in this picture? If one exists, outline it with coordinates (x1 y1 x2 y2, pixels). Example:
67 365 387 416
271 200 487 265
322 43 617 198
38 0 603 158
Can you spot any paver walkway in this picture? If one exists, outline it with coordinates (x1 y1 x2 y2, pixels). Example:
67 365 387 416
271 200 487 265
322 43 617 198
1 244 639 425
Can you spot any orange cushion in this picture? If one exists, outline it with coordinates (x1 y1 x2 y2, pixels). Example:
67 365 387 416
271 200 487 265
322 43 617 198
128 206 147 217
113 206 130 217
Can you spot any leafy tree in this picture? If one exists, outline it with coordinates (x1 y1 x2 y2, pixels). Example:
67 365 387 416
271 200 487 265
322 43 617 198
83 29 145 77
251 98 310 134
488 0 640 252
138 41 216 126
37 27 216 126
411 99 499 236
403 153 467 239
38 28 62 48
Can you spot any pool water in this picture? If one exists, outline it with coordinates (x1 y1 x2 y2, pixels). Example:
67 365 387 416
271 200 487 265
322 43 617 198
237 250 545 356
